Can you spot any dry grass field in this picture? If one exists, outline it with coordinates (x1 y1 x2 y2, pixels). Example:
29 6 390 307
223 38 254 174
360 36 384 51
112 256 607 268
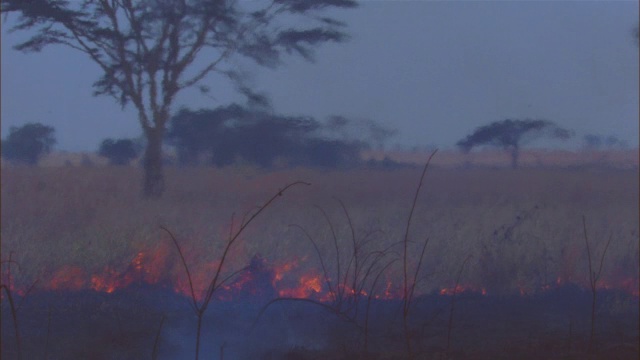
2 153 638 299
2 152 639 359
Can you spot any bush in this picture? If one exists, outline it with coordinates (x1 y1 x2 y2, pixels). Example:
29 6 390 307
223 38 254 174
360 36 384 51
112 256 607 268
98 138 139 165
1 123 56 165
583 134 628 150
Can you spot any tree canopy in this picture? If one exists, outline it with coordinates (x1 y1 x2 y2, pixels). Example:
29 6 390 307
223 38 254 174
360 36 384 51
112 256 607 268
457 119 572 168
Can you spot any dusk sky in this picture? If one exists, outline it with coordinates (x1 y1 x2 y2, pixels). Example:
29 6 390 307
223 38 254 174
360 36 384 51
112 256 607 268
1 0 638 152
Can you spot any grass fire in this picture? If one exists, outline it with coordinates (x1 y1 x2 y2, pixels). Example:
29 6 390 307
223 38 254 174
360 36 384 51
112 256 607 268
1 151 638 359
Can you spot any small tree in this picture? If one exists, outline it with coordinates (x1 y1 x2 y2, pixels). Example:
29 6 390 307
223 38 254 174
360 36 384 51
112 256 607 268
457 119 572 168
98 138 140 165
1 123 56 165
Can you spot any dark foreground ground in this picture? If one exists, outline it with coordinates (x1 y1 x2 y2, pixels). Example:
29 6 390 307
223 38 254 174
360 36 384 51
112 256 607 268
2 283 638 360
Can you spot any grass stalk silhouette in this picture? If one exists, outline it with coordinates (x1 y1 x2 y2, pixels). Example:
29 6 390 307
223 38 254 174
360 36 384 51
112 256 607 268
44 305 52 360
257 150 440 357
161 181 309 360
0 284 21 360
1 252 40 360
1 252 23 360
582 215 613 354
151 315 165 360
401 149 437 358
255 198 398 354
446 254 472 356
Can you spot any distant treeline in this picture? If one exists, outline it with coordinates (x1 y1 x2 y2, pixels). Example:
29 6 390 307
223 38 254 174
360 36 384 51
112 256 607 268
165 104 396 168
3 112 630 169
0 105 399 168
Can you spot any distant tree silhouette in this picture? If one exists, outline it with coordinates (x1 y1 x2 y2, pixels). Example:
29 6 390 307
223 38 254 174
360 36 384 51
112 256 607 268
2 0 357 198
299 138 361 167
167 105 365 168
324 115 397 150
1 123 56 165
583 134 628 150
98 138 140 165
216 112 323 167
583 134 604 150
457 119 572 168
167 105 247 166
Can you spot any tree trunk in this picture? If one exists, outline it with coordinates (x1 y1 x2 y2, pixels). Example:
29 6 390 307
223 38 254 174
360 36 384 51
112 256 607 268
510 145 519 169
143 127 165 198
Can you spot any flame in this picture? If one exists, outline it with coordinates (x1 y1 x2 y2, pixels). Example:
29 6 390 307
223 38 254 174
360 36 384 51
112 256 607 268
0 282 26 298
128 246 173 284
88 246 175 295
90 267 120 293
278 274 323 298
272 258 301 286
596 278 640 297
3 248 637 301
382 281 397 299
47 266 86 291
439 284 487 296
1 267 25 298
171 261 222 302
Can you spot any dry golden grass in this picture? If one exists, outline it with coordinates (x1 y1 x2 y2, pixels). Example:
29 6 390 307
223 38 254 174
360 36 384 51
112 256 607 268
1 161 638 297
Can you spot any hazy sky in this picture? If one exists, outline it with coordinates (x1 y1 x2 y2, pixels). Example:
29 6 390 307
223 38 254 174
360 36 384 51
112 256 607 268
1 1 638 152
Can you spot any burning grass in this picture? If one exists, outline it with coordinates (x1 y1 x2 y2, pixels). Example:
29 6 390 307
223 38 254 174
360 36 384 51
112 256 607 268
2 164 637 297
1 161 639 358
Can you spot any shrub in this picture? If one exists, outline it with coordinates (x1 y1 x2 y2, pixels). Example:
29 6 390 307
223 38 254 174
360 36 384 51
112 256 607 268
1 123 56 165
98 138 140 165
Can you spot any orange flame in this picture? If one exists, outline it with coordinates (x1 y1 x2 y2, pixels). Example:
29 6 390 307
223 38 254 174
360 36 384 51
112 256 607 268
90 267 120 293
439 284 487 296
278 274 323 298
47 266 86 291
5 248 637 301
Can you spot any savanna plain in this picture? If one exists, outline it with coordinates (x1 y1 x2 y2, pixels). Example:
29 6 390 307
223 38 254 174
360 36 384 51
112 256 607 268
1 155 639 359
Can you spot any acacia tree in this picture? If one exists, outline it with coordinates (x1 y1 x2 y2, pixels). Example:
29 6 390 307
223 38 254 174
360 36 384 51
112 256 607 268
2 0 357 197
457 119 572 169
